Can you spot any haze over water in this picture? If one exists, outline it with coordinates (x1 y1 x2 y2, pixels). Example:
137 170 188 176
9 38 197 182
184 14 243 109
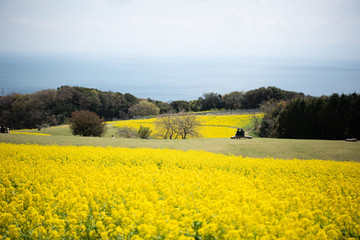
0 54 359 101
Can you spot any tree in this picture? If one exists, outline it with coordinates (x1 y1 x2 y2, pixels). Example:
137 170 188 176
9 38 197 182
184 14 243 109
28 89 59 128
170 100 190 113
74 87 102 114
176 115 201 139
124 93 139 106
258 101 287 137
223 91 245 110
198 92 224 111
155 114 201 139
147 98 172 114
155 115 178 139
69 110 106 137
56 86 86 118
9 94 32 129
0 94 19 129
128 101 160 117
273 93 360 139
277 99 306 138
189 100 202 112
99 92 128 121
243 86 305 109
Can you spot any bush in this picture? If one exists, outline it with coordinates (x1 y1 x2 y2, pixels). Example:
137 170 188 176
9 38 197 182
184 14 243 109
69 110 106 137
138 125 152 139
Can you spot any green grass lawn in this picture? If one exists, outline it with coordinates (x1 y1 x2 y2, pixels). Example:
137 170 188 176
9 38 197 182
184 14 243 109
2 125 360 161
16 123 120 138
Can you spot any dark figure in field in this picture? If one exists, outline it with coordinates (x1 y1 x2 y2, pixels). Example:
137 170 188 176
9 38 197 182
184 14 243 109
0 125 5 133
236 128 245 137
235 128 245 138
236 128 241 137
240 128 245 137
232 128 252 139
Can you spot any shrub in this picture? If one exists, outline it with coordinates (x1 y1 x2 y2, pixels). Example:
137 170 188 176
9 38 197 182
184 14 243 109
138 125 152 139
69 110 106 137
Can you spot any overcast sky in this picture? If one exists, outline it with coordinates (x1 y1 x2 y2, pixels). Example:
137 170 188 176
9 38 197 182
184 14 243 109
0 0 360 57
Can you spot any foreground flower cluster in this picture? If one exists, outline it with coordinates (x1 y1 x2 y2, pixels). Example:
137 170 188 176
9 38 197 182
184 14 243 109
1 143 359 239
112 114 264 138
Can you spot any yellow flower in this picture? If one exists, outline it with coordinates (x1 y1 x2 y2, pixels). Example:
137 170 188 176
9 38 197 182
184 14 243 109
0 213 13 227
100 231 108 239
7 225 20 239
49 230 60 239
0 143 359 239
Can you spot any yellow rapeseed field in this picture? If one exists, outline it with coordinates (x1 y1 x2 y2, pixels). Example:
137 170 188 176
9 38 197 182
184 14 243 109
112 114 264 138
9 132 51 136
1 143 359 239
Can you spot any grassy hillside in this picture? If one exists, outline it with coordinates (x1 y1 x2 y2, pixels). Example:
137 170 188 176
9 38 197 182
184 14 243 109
4 112 359 162
1 133 359 161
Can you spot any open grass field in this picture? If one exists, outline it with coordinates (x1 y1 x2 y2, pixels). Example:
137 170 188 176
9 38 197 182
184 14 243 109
1 130 359 161
4 113 359 162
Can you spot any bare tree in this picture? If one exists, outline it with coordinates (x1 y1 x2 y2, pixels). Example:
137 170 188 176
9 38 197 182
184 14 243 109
176 115 201 139
155 114 201 139
155 114 179 139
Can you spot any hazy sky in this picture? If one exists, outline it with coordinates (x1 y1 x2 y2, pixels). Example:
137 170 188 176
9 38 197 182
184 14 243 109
1 0 360 57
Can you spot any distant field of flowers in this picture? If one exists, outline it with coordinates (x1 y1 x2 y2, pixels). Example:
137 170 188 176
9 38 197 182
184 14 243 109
111 113 264 138
1 143 359 239
9 131 51 136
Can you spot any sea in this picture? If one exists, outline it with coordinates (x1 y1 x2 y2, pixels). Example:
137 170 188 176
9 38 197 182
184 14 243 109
0 54 359 101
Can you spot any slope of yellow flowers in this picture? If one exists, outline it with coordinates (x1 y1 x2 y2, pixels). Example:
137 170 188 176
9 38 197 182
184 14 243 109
112 114 264 138
1 143 359 239
9 132 51 136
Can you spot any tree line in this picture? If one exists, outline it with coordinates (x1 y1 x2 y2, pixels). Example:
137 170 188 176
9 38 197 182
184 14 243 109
0 86 304 130
168 87 305 112
259 93 360 140
0 86 139 129
2 84 358 140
